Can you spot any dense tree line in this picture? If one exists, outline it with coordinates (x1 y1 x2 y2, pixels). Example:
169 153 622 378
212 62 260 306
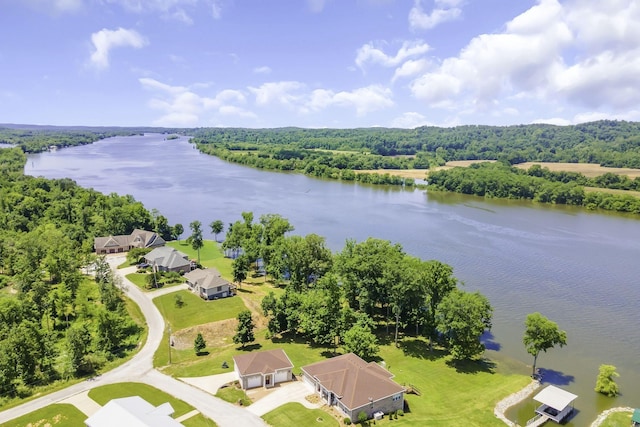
196 143 417 187
0 146 170 401
0 126 186 153
428 162 640 214
191 120 640 168
219 212 493 362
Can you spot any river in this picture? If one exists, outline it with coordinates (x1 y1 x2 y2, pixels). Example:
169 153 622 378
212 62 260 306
25 134 640 426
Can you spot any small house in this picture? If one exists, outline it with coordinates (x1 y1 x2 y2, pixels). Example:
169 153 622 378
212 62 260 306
85 396 181 427
184 268 233 300
532 385 577 424
233 349 294 390
301 353 405 422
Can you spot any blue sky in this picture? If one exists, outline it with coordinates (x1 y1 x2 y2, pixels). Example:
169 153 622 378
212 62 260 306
1 0 639 128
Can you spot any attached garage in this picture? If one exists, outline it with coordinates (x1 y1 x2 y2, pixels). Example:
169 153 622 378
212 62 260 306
233 349 294 390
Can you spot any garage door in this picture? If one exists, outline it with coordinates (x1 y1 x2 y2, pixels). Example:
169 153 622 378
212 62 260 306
275 370 289 383
303 373 315 387
247 375 262 389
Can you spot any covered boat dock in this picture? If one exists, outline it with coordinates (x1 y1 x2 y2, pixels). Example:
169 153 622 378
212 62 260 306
532 385 577 424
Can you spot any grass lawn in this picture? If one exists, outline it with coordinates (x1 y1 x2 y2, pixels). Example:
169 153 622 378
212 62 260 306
182 414 218 427
154 290 247 330
263 402 339 427
599 411 633 427
88 382 194 418
0 403 86 427
126 272 185 291
168 240 232 277
215 384 251 406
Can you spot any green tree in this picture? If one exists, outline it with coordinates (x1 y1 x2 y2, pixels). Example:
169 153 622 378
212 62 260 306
172 223 184 241
209 220 224 242
233 310 255 348
594 364 619 397
232 254 250 288
342 322 379 361
194 332 206 355
66 322 92 375
188 220 204 264
436 290 493 360
523 312 567 376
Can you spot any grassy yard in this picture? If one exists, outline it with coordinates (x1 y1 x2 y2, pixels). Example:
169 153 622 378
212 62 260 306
182 415 218 427
126 271 185 291
215 384 252 406
168 240 232 277
88 382 194 418
263 402 339 427
0 403 86 427
153 290 247 330
599 411 633 427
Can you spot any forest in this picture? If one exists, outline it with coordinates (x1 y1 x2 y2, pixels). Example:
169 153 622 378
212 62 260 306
0 146 173 402
219 212 493 362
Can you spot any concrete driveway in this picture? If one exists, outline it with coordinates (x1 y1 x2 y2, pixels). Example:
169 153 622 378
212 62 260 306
246 381 320 416
179 372 238 395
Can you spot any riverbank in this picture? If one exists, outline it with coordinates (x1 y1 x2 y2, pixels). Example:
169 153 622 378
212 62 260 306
494 380 541 426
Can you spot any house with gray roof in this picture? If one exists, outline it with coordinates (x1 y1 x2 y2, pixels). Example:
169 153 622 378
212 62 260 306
144 246 192 273
94 229 165 254
301 353 405 422
85 396 182 427
184 268 234 300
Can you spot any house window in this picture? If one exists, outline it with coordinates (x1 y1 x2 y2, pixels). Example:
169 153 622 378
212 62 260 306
265 375 271 385
217 286 222 292
393 394 402 401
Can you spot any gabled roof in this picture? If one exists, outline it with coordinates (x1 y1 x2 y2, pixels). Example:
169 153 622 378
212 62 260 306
184 268 229 290
85 396 180 427
302 353 405 411
94 229 165 250
233 349 293 376
145 246 190 269
533 385 578 411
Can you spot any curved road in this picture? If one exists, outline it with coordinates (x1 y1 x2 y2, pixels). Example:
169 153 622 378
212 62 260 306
0 255 266 427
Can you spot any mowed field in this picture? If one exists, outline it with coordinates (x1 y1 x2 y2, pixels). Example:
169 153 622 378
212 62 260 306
359 160 640 180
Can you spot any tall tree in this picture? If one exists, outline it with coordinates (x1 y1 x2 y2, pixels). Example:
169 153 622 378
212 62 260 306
172 223 184 241
188 220 204 264
594 364 620 397
194 332 206 355
342 322 379 361
232 254 250 288
523 312 567 377
436 290 493 360
233 310 255 348
209 220 224 242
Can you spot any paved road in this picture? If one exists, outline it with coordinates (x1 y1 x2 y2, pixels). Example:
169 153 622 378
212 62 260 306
0 255 266 427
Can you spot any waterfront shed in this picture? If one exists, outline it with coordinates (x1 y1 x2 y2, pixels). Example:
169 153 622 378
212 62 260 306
632 408 640 426
533 385 577 424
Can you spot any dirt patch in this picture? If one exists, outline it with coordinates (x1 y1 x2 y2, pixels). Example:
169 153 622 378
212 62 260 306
172 319 238 350
356 169 428 179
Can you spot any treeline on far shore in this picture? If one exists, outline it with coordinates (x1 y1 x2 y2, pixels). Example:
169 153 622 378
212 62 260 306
428 162 640 214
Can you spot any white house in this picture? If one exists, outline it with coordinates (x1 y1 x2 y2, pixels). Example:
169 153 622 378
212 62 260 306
85 396 182 427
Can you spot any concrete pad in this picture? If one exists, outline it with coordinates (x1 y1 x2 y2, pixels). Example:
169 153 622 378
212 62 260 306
246 381 319 416
175 409 200 423
179 372 238 395
59 390 102 417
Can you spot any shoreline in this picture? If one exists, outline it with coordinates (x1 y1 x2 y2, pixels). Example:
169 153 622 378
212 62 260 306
494 379 541 426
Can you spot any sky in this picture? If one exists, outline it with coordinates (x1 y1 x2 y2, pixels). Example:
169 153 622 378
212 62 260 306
1 0 639 129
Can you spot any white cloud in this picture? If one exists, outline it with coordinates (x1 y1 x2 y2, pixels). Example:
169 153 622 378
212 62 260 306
249 81 306 107
22 0 83 13
409 0 463 31
307 85 394 116
104 0 223 23
392 58 429 82
253 66 272 74
391 112 432 128
307 0 328 13
89 28 147 69
140 77 250 126
356 40 430 69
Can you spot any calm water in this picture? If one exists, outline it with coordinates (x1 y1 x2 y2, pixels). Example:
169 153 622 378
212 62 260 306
25 134 640 425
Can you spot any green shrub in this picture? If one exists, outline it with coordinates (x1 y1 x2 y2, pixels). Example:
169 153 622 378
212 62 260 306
397 409 404 416
344 417 352 425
